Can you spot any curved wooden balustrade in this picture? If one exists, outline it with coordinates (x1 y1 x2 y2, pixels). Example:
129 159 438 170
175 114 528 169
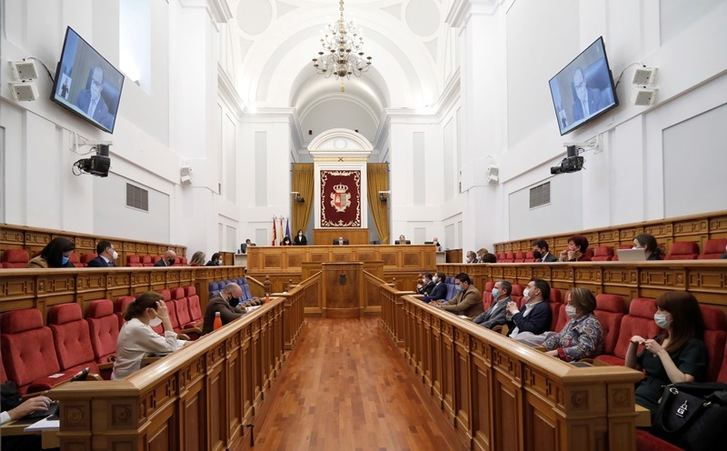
48 280 310 450
374 277 643 451
436 260 727 312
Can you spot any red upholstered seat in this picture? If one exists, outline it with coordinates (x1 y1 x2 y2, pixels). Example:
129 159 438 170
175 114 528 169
510 284 523 306
698 238 727 259
482 281 495 309
513 252 525 263
0 308 69 394
581 248 594 261
69 252 84 267
186 286 203 324
127 255 143 267
80 253 97 265
635 429 683 451
142 255 153 267
115 295 136 328
524 251 536 262
594 294 626 355
47 304 99 375
1 248 30 268
172 287 194 328
152 255 162 265
503 252 514 263
175 256 182 265
595 297 659 366
555 304 568 332
549 288 562 304
591 246 614 261
700 305 727 381
549 299 560 331
180 257 188 266
665 241 699 260
86 299 120 364
496 252 505 261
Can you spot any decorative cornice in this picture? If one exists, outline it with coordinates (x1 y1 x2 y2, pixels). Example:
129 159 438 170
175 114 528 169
445 0 504 28
217 64 245 118
177 0 232 29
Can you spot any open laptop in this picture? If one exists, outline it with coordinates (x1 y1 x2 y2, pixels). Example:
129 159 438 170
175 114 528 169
616 248 648 262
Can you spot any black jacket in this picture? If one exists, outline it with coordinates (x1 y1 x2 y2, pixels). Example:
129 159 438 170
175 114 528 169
202 295 246 334
294 235 307 245
424 282 448 303
87 255 115 267
507 300 552 336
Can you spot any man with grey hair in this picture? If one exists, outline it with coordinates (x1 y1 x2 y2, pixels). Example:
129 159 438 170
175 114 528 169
154 250 177 267
202 283 246 334
473 280 512 330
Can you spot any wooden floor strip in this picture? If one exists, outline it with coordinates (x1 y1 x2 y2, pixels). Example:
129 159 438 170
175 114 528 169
237 317 462 451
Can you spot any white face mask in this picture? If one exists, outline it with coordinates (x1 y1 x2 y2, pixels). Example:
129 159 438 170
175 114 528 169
149 316 162 327
654 311 672 329
523 288 530 299
565 304 577 318
432 276 439 283
111 250 118 260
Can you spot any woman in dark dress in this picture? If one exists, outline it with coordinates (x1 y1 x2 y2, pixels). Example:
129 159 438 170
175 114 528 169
625 292 707 413
633 233 663 260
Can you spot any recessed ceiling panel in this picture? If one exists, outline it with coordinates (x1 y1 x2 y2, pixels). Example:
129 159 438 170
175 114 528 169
237 0 273 35
405 0 440 37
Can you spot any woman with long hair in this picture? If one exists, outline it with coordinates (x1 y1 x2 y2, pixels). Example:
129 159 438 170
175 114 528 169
625 292 707 412
633 233 663 260
27 237 76 268
189 251 206 266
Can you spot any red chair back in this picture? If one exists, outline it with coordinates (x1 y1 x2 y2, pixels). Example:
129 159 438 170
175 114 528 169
186 286 203 323
86 299 120 363
47 303 98 373
591 246 614 261
665 241 699 260
612 298 659 360
115 295 136 328
127 255 142 267
1 248 30 268
142 255 154 267
700 305 727 381
698 239 727 259
594 294 626 355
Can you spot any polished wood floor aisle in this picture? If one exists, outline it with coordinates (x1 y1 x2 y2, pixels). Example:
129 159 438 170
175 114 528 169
240 317 462 451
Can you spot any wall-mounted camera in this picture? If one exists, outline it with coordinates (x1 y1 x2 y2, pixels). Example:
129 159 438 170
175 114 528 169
378 190 390 202
73 144 111 177
550 145 584 175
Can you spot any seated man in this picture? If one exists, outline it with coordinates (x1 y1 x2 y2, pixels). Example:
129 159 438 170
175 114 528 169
395 234 410 244
423 272 448 303
416 273 435 296
473 280 512 329
506 279 552 339
154 249 176 267
532 239 557 262
333 236 348 245
433 273 483 319
87 239 117 267
202 283 247 334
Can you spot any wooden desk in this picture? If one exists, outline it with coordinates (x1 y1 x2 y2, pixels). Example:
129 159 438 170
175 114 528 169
635 404 652 427
321 262 363 318
313 228 369 245
375 278 644 451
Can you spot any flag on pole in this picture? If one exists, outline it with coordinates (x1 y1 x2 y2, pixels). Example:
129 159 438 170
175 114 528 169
285 217 291 241
278 217 284 244
272 216 277 246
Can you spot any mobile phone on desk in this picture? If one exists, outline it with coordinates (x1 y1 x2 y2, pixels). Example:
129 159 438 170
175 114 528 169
70 367 90 382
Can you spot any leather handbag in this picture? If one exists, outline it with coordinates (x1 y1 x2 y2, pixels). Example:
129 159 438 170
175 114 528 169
652 382 727 451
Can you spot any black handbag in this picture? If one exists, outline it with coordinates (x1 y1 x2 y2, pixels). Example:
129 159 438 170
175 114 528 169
652 382 727 451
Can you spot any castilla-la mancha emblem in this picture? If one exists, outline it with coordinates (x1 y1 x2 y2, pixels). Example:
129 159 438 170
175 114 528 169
330 183 351 212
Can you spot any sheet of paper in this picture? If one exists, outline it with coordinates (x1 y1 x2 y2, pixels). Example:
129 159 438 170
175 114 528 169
25 417 60 432
245 305 262 312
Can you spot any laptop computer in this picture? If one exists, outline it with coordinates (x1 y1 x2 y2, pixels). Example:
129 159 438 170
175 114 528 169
616 248 648 262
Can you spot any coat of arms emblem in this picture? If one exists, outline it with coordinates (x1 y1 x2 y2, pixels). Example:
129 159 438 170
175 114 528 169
330 183 351 212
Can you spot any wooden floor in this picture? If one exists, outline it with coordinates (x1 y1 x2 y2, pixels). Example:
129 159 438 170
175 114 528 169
238 317 462 451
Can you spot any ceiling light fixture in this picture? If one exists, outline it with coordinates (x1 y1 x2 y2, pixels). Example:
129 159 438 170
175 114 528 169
312 0 372 80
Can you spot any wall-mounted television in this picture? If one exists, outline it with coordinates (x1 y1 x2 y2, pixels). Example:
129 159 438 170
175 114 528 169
548 37 618 135
51 27 125 134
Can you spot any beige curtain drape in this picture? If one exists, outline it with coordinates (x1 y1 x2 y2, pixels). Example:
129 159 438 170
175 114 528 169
367 163 390 244
291 163 314 235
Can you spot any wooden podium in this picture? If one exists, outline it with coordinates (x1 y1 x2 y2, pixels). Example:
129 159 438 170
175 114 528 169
313 228 369 245
322 262 363 318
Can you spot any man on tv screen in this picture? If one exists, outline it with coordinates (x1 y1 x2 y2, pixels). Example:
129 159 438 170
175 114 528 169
570 67 613 122
75 66 114 131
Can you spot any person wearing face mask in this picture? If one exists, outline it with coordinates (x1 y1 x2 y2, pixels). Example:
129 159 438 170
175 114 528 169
542 288 603 361
154 250 177 267
88 240 118 267
293 229 308 245
416 273 435 296
423 272 448 303
465 251 479 264
559 235 590 262
27 237 76 268
626 292 707 414
473 280 512 330
632 233 663 260
433 273 483 319
202 283 247 334
532 240 557 263
205 252 221 266
112 292 183 379
506 279 552 338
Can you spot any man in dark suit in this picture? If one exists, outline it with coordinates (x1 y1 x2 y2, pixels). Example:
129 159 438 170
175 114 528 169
202 283 247 334
416 273 435 296
423 272 448 303
506 279 552 338
154 250 176 267
571 67 612 122
333 237 348 245
87 240 117 267
473 280 512 330
532 240 557 262
433 273 484 319
75 66 113 130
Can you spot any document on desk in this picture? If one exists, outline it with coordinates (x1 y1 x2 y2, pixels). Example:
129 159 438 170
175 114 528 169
25 417 60 432
245 305 262 312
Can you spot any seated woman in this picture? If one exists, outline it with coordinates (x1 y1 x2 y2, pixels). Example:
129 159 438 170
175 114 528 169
559 235 590 262
625 292 707 414
112 292 184 379
205 252 221 266
27 237 76 268
633 233 663 260
542 288 603 361
281 236 292 246
189 251 206 266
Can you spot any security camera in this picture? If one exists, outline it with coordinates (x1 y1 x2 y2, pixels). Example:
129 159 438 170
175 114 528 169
73 144 111 177
550 145 584 175
378 191 390 202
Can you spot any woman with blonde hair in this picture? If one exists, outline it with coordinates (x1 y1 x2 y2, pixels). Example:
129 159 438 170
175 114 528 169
189 251 206 266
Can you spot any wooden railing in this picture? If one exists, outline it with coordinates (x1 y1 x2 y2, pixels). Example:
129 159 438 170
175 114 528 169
375 279 643 451
49 292 305 450
436 261 727 313
0 223 187 264
0 266 247 319
276 272 319 349
493 209 727 254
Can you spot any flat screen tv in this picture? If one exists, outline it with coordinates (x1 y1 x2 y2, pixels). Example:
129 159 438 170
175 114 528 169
549 37 618 135
51 27 124 133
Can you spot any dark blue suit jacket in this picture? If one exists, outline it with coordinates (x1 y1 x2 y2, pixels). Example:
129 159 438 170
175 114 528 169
423 282 448 303
75 89 113 130
507 301 552 336
87 255 114 267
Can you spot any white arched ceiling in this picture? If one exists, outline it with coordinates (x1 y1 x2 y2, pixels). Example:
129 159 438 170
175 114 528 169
231 1 447 109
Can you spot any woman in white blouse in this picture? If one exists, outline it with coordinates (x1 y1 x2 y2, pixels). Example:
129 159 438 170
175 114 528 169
111 292 183 379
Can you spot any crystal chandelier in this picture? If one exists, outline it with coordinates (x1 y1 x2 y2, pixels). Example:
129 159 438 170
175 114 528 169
312 0 372 79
